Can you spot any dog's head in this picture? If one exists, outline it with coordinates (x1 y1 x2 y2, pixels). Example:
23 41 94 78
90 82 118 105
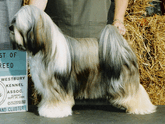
9 5 52 55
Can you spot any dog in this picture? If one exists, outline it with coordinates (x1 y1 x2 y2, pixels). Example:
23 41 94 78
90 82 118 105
9 5 156 118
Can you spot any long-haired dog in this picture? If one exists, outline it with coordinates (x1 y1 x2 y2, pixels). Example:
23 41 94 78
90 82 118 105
9 5 156 118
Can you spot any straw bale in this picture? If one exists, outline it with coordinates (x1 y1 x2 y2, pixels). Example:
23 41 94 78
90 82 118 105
124 0 165 105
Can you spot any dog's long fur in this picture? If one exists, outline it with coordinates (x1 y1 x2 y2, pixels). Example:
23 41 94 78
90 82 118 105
10 5 156 118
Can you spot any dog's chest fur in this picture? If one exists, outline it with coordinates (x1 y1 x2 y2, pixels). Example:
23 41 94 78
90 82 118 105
28 53 48 94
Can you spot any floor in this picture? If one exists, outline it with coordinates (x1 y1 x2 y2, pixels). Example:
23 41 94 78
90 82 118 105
0 103 164 124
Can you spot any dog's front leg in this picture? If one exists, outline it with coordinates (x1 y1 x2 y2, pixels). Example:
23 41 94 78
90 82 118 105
29 56 74 118
38 89 74 118
35 77 74 118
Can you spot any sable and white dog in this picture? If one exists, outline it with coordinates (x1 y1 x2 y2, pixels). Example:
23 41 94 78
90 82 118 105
9 5 156 118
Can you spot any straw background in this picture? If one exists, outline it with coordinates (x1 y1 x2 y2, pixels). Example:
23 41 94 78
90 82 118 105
124 0 165 105
23 0 165 105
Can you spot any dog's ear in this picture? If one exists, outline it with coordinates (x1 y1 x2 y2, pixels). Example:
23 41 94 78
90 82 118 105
26 27 38 55
26 16 46 55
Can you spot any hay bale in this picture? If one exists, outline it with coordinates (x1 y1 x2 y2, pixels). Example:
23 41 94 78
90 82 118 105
124 15 165 105
124 0 165 105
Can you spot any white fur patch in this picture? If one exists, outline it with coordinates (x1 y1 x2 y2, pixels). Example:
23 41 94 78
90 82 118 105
45 13 71 74
28 54 45 95
15 28 23 45
125 84 157 114
52 28 71 74
38 103 72 118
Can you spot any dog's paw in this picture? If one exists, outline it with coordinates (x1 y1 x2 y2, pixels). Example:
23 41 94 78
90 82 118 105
126 104 157 115
124 84 157 115
38 104 72 118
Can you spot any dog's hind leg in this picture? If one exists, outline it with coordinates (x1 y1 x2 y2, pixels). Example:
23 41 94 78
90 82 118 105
99 24 156 114
107 65 156 115
124 84 157 114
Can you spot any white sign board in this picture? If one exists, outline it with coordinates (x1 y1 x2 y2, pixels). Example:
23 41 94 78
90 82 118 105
0 50 28 113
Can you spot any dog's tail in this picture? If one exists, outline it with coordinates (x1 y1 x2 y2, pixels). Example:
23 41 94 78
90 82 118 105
99 24 138 80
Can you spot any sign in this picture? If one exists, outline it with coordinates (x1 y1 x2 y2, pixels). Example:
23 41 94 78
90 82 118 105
0 50 28 113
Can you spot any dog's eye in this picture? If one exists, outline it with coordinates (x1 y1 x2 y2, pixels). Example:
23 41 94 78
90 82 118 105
9 25 14 32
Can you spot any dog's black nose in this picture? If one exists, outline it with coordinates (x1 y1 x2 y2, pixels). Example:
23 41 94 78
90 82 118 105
9 25 14 31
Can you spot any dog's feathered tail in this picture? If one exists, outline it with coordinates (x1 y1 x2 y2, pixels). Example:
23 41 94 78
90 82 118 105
99 24 139 101
99 24 138 81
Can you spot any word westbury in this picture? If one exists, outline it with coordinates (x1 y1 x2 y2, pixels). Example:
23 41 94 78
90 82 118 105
0 76 25 82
